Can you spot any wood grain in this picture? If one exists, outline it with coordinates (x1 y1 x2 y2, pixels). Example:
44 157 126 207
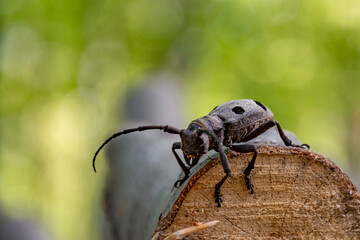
154 146 360 239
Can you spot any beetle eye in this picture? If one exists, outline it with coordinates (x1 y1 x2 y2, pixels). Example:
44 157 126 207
254 100 267 111
232 106 245 114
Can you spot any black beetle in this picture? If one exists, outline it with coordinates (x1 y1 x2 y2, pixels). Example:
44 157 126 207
93 99 309 207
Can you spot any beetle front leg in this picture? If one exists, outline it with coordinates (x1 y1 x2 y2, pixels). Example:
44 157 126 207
275 121 310 149
172 142 191 188
229 144 258 194
198 128 232 207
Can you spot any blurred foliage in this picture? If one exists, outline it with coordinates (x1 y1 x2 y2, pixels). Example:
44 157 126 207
0 0 360 239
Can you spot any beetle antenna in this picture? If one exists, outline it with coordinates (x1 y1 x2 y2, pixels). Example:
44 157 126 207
92 125 181 172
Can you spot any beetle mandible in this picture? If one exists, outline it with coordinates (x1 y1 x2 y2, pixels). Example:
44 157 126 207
93 99 309 207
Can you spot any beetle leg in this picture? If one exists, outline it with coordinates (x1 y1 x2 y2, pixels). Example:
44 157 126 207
198 129 231 174
198 128 231 207
172 142 191 188
229 144 257 194
213 144 233 207
275 121 310 149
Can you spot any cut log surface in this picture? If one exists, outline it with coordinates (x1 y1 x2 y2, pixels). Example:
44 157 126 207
154 146 360 239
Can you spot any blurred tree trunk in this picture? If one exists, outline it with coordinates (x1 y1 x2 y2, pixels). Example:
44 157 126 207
102 73 185 240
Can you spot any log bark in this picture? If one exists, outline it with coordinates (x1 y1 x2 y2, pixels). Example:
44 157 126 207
153 146 360 239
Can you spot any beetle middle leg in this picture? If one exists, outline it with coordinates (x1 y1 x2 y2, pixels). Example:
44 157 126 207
229 144 258 194
214 173 229 207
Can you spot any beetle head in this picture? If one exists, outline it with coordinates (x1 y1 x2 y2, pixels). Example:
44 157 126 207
180 128 209 166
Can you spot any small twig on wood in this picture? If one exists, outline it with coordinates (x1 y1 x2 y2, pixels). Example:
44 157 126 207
162 221 219 240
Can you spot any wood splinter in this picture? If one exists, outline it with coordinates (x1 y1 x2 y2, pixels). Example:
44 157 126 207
155 220 219 240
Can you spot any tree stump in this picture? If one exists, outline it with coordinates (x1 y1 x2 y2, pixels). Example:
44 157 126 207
153 146 360 239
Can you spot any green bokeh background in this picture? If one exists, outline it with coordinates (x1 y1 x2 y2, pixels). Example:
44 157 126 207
1 0 359 239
